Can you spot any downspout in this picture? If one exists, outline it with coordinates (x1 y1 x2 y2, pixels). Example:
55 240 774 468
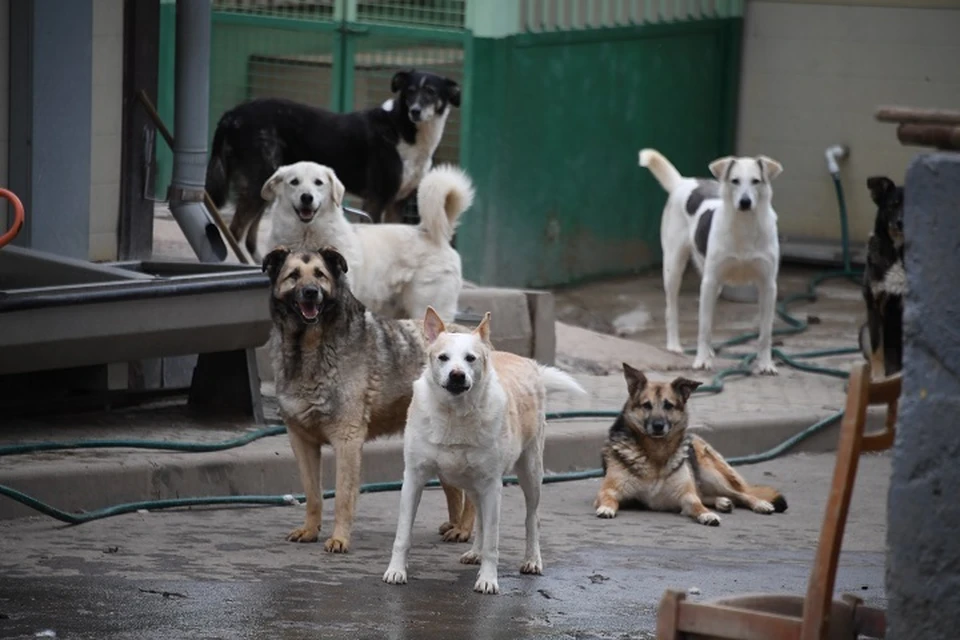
168 0 226 263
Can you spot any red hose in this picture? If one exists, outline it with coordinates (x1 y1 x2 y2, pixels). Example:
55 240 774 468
0 188 24 249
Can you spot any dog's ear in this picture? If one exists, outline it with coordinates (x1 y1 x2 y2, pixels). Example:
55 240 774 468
325 167 345 209
318 246 348 278
622 362 647 397
423 306 446 343
671 376 703 403
391 70 413 94
708 156 736 181
473 311 492 344
261 246 290 283
445 78 461 108
867 177 897 207
758 156 783 181
261 166 287 202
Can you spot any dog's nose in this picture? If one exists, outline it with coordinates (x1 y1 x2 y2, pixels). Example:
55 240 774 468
301 286 320 300
650 419 666 435
738 197 752 211
448 370 466 385
896 219 904 231
409 105 422 119
300 193 314 206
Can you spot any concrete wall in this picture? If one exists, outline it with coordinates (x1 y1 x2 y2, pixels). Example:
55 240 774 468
736 0 960 250
887 152 960 639
89 0 125 261
0 0 8 209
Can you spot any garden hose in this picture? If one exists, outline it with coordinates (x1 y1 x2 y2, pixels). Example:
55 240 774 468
0 266 861 526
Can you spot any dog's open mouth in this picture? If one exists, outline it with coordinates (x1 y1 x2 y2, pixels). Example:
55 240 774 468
296 207 317 223
295 300 320 323
444 383 469 396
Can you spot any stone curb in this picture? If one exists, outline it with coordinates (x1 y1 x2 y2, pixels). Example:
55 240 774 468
0 412 849 521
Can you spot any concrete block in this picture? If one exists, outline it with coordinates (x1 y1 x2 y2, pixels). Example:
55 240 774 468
887 152 960 640
457 287 533 357
523 289 556 365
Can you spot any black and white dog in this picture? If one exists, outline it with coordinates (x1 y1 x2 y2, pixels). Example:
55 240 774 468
859 176 905 379
205 69 461 259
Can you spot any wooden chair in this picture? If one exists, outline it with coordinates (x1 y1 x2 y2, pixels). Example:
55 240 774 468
656 362 899 640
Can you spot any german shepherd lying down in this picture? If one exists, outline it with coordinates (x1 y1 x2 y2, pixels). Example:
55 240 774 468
262 246 474 552
594 364 787 526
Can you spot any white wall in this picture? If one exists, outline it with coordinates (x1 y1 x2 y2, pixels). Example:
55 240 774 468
89 0 125 261
737 1 960 250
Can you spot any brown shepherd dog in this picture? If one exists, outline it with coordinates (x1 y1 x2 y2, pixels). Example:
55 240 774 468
594 363 787 526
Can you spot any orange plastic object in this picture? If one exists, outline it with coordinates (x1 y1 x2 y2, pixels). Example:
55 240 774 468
0 188 24 249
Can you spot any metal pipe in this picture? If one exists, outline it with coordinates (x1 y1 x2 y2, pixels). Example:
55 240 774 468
168 0 226 263
823 145 852 273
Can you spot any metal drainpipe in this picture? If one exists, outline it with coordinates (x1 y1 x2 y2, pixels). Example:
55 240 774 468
168 0 226 263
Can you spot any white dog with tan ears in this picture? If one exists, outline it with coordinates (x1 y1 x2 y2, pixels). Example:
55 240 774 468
639 148 784 374
383 308 586 595
262 160 474 322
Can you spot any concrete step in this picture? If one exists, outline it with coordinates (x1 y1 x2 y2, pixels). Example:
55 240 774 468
0 409 851 522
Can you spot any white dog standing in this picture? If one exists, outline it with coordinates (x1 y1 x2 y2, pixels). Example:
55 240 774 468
639 149 783 374
382 308 585 595
262 160 474 322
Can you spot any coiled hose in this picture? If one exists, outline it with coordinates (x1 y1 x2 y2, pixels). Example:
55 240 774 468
0 268 861 525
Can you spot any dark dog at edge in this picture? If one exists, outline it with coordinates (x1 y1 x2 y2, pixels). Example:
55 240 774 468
859 176 905 379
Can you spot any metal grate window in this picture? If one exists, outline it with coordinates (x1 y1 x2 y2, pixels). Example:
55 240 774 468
520 0 744 31
212 0 337 21
357 0 466 29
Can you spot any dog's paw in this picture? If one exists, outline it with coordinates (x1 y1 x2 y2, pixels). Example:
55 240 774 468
474 576 500 595
692 357 714 371
697 512 721 526
752 500 776 515
460 550 482 565
715 497 734 513
286 525 320 543
438 521 455 535
323 536 350 553
441 527 472 543
666 342 684 354
520 559 543 575
382 567 408 585
595 505 617 519
756 361 779 376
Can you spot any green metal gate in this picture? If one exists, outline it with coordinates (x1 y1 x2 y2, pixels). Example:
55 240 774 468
157 0 470 209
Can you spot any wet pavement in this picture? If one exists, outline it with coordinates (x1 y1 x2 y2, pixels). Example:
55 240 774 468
0 453 889 639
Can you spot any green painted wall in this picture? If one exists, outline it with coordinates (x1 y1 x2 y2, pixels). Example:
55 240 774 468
458 19 742 288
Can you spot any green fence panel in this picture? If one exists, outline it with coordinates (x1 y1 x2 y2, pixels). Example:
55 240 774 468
458 18 742 288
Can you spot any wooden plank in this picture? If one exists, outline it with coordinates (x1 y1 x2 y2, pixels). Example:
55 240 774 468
876 106 960 126
897 123 960 151
676 602 802 640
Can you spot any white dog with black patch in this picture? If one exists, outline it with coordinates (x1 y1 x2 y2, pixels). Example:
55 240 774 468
639 148 783 374
382 308 585 595
262 160 474 323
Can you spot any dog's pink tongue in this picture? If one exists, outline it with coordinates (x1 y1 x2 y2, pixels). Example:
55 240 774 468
299 302 319 320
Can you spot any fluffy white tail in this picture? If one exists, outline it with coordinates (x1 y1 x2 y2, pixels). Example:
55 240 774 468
539 365 587 396
417 164 475 244
638 148 684 193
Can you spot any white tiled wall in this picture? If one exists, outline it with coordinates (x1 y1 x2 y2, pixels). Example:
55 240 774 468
737 1 960 246
89 0 125 261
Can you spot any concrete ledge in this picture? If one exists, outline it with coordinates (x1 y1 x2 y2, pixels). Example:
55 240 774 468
0 409 856 522
258 286 555 382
